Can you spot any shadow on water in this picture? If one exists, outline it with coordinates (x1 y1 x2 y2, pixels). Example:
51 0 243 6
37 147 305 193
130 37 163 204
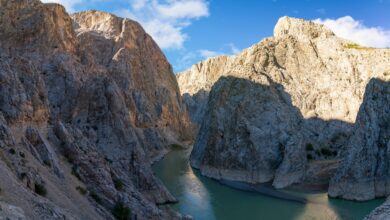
153 147 384 220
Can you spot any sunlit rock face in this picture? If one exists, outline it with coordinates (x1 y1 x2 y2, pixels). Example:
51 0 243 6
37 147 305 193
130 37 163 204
178 16 390 191
0 0 193 219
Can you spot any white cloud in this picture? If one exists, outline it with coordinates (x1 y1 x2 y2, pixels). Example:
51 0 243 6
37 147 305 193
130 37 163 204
314 16 390 48
175 51 198 71
227 43 240 55
198 43 240 60
41 0 82 12
155 0 209 19
173 43 240 72
198 49 223 58
143 19 187 49
131 0 147 10
117 0 209 49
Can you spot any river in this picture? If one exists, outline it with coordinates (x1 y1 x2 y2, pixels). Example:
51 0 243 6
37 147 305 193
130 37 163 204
153 148 384 220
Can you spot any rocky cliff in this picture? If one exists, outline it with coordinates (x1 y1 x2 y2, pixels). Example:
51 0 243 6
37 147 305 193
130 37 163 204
178 17 390 191
0 0 192 219
329 78 390 201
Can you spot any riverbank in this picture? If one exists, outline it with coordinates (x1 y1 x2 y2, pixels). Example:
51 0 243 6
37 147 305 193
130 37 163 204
153 148 385 220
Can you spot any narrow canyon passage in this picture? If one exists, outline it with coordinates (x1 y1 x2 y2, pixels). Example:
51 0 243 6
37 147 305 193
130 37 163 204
153 147 384 220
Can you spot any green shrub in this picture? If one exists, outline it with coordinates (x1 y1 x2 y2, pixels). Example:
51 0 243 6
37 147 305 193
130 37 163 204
306 154 313 160
71 165 82 180
62 148 74 163
112 202 131 220
321 148 333 156
8 148 16 155
344 43 362 49
34 183 47 196
43 160 52 167
170 144 184 150
19 152 25 158
76 186 87 195
90 192 101 204
305 143 314 151
113 179 124 191
104 157 113 164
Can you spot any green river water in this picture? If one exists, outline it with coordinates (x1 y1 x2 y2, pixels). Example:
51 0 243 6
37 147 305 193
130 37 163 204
153 148 384 220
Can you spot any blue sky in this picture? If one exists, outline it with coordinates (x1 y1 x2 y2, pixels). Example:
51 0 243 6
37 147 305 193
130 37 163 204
42 0 390 72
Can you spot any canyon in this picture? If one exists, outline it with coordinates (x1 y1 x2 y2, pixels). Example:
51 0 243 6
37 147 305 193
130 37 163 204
0 0 390 219
178 16 390 218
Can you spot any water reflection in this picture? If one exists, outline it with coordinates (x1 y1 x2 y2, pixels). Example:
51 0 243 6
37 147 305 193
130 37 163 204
153 148 384 220
155 148 216 220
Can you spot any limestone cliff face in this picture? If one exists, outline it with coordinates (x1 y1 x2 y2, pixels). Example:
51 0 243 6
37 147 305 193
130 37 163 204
179 17 390 190
0 1 192 219
329 78 390 201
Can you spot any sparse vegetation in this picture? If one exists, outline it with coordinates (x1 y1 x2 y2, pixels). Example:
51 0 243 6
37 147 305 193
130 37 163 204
305 143 314 151
62 146 74 163
71 165 82 180
113 179 124 191
90 192 102 204
76 186 87 195
112 201 131 220
344 43 370 50
43 160 52 167
320 147 333 156
8 148 16 155
344 43 362 49
34 183 47 196
170 144 184 150
105 157 113 164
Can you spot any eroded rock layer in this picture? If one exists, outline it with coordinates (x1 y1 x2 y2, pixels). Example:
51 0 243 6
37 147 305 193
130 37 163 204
0 0 192 219
178 16 390 192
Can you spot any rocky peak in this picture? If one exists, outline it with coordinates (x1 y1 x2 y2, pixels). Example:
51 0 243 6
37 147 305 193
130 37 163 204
273 16 335 41
178 16 390 194
0 0 77 54
72 10 138 39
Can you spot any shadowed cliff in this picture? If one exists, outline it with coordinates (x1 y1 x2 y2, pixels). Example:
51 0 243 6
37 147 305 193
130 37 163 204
329 78 390 201
190 76 353 189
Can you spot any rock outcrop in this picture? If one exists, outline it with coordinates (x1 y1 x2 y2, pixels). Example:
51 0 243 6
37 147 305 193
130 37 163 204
178 17 390 190
365 198 390 220
329 78 390 201
0 0 192 219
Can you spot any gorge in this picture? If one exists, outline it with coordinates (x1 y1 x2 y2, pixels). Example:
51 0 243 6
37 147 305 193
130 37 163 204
0 1 390 220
